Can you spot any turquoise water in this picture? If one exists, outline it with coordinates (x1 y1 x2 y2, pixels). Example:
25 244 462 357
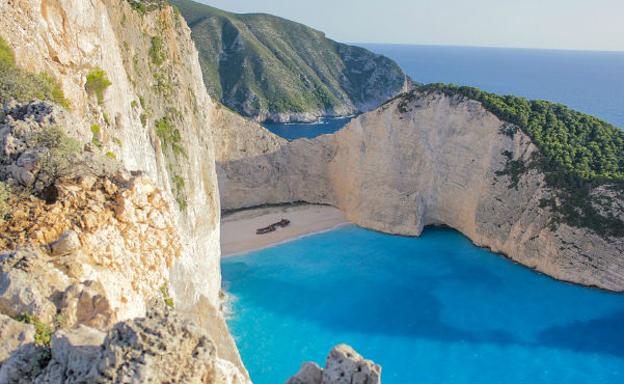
222 226 624 384
265 45 624 140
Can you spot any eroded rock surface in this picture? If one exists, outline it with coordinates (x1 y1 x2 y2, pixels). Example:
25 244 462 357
0 314 35 364
1 0 246 374
0 305 247 384
288 345 381 384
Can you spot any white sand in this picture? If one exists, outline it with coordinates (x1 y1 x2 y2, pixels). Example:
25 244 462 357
220 204 349 257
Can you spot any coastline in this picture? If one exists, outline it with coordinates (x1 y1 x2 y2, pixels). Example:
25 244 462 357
220 204 349 257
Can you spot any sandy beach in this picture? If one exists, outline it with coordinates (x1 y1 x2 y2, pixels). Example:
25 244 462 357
220 204 349 257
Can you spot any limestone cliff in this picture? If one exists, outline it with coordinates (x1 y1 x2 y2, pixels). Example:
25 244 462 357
217 90 624 291
0 0 246 377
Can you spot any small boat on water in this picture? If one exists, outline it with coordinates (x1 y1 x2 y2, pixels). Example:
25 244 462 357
256 218 291 235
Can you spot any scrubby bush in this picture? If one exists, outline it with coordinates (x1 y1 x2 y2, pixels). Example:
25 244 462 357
32 126 81 183
15 313 52 346
90 124 103 149
171 174 187 211
85 68 112 105
128 0 168 15
149 36 166 66
159 284 174 308
0 37 69 107
155 117 185 157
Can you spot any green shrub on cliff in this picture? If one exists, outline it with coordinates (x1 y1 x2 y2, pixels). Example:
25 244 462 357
159 284 175 308
85 68 112 105
149 36 166 66
155 116 185 157
128 0 168 15
0 37 69 107
32 126 81 182
15 313 52 347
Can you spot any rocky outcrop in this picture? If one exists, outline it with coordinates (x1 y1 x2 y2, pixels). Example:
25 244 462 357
0 0 246 376
0 314 35 364
217 90 624 291
287 345 381 384
0 0 222 316
0 305 246 384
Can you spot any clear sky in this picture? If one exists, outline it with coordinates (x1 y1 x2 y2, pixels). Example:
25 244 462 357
195 0 624 52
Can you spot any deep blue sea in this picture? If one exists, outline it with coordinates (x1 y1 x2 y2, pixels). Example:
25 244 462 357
223 227 624 384
265 45 624 140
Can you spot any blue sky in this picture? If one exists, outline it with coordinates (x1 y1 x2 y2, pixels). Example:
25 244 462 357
196 0 624 52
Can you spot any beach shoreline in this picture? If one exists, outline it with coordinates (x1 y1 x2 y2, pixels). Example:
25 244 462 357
220 204 349 257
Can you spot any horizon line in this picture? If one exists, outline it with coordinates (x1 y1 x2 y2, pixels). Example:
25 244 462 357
347 41 624 54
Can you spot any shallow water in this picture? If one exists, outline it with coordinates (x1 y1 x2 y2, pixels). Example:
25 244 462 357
222 226 624 384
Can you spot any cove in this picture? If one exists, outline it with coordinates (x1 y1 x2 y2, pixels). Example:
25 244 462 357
222 226 624 384
262 116 353 141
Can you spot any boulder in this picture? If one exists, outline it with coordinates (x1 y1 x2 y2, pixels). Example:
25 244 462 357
287 362 323 384
0 343 51 384
287 345 381 384
34 325 105 383
0 249 67 324
49 231 81 257
59 281 116 330
0 314 35 364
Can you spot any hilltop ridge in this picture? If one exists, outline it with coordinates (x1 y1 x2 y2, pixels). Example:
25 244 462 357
171 0 411 122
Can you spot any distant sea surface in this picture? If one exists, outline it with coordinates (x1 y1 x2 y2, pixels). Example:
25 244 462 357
265 45 624 140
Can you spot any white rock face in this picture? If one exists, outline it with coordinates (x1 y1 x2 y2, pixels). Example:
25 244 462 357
217 91 624 291
0 0 221 312
0 0 246 377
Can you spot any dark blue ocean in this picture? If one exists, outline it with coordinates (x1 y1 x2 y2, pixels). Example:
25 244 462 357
265 45 624 139
227 46 624 384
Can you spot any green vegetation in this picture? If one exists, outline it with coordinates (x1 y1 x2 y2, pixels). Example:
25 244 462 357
419 83 624 181
105 151 117 159
159 284 174 308
15 313 52 346
412 84 624 237
32 126 81 183
171 174 187 211
155 116 184 157
128 0 168 15
85 68 112 105
149 36 166 66
169 0 407 119
0 37 69 107
90 124 102 149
